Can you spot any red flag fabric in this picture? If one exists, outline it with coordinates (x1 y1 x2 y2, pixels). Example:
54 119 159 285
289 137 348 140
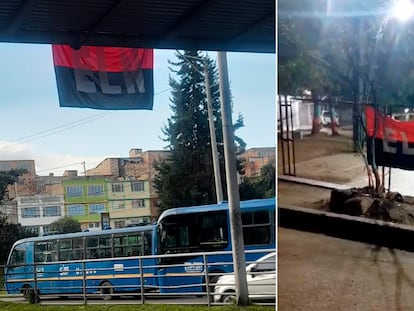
365 105 414 170
52 45 154 110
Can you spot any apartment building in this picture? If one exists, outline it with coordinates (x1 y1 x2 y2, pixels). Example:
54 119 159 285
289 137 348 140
86 148 170 220
16 194 65 235
107 178 152 228
62 177 108 231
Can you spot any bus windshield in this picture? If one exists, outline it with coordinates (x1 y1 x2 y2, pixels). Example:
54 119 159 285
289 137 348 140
159 211 228 254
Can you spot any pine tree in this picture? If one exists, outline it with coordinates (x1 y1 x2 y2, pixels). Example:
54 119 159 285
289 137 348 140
154 50 245 211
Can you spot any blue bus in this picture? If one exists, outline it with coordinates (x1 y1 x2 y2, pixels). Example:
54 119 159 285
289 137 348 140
155 198 276 294
5 198 275 299
4 225 155 300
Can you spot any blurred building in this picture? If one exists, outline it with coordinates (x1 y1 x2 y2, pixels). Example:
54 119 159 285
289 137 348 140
239 147 276 178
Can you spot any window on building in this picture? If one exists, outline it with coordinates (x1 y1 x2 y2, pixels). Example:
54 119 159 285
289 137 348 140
67 204 85 216
111 183 124 192
88 185 104 196
114 220 126 229
66 186 83 197
89 203 105 214
131 181 145 192
43 206 61 217
131 199 145 208
22 207 40 218
88 222 100 228
112 200 125 209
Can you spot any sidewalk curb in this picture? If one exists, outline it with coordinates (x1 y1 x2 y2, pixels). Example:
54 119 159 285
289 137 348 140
279 204 414 252
278 175 349 190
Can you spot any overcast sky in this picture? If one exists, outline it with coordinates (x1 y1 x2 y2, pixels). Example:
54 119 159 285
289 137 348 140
0 44 275 176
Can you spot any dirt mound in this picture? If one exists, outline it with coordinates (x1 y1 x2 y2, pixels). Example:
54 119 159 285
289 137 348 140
328 187 414 226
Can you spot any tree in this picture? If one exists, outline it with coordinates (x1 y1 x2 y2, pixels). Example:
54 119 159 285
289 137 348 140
154 50 245 211
0 212 35 264
279 0 414 193
49 216 81 233
239 164 276 200
0 169 26 200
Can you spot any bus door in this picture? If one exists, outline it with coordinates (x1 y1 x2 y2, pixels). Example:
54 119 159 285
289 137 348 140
5 242 35 295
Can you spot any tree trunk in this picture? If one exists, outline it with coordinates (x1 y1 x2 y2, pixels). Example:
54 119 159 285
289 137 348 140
372 165 383 195
329 98 339 136
311 92 322 134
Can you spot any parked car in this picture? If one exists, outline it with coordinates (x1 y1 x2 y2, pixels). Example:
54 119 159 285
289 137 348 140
321 110 340 126
213 252 276 303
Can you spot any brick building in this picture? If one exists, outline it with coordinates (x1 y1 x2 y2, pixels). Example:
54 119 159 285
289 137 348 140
239 147 276 178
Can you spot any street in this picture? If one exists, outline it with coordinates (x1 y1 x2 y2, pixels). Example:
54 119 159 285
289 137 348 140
278 227 414 311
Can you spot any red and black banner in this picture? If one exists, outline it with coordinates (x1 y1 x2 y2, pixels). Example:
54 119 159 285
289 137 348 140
366 105 414 170
52 45 153 110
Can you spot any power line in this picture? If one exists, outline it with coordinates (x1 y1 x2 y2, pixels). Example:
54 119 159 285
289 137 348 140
36 161 86 173
0 112 113 150
1 88 172 149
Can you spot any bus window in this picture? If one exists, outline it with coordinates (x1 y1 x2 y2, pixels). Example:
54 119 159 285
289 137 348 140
200 213 227 247
114 235 125 257
9 244 26 266
59 239 72 261
242 211 272 245
86 237 99 259
159 211 228 255
99 236 112 258
114 233 151 257
35 241 48 262
144 231 152 255
72 238 84 260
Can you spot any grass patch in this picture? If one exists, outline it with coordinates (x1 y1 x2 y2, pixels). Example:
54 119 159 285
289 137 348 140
0 302 274 311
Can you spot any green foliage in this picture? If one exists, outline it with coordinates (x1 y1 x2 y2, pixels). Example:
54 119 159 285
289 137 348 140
279 0 414 107
0 169 26 201
239 164 276 200
48 216 82 234
154 50 245 211
0 212 35 264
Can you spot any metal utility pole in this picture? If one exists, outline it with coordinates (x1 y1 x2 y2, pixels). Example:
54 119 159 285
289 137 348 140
204 59 223 203
217 51 249 306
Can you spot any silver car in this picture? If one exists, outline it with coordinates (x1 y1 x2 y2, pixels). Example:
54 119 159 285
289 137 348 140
213 252 276 303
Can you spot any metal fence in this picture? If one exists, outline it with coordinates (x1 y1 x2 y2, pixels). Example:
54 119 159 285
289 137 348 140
0 249 276 306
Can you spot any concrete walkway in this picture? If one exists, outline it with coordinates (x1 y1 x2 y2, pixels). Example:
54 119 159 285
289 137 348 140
280 151 414 197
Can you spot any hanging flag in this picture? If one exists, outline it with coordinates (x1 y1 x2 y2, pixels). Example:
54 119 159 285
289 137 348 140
52 45 153 110
366 105 414 170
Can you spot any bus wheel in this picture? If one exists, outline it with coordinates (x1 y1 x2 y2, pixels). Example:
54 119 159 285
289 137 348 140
21 285 33 299
100 281 113 300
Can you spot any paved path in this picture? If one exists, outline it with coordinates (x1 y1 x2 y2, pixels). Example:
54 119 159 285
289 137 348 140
279 228 414 311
